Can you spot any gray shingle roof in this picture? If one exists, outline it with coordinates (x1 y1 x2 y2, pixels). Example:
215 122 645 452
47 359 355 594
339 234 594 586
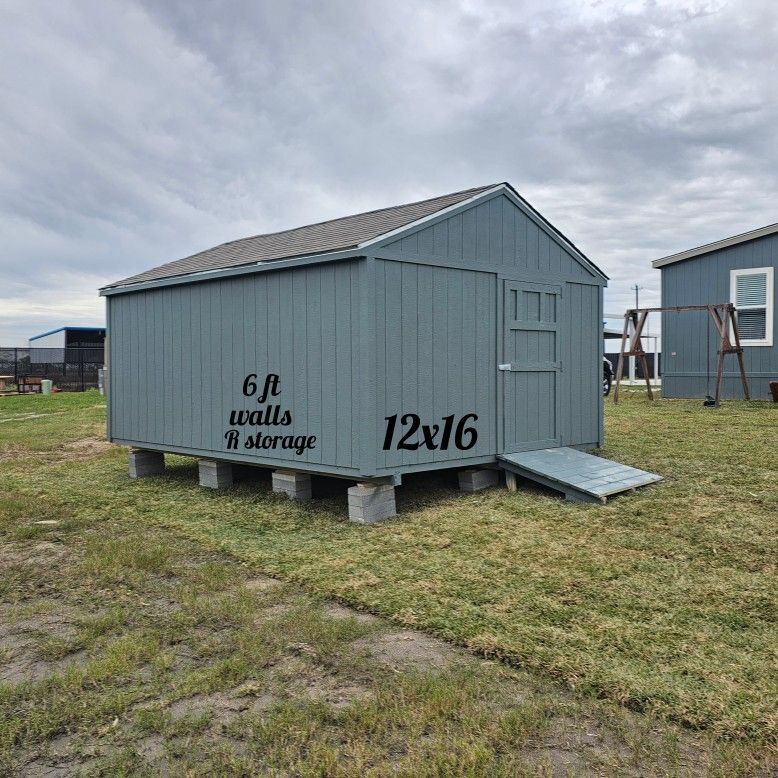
105 184 499 288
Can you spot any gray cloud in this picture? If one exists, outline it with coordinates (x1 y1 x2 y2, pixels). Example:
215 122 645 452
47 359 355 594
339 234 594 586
1 0 776 342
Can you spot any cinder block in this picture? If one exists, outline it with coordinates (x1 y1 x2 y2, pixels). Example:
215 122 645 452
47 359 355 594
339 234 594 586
458 468 499 492
272 470 312 501
348 482 397 524
128 448 164 478
198 459 233 489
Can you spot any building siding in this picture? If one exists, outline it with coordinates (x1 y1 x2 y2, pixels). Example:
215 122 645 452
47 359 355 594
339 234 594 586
109 261 362 471
373 261 498 472
660 232 778 400
563 282 602 447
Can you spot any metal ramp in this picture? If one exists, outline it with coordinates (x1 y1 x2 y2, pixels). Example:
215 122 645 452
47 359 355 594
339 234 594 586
498 447 662 504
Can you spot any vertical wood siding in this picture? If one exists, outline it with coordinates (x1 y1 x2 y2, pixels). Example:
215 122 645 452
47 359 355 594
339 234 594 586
109 261 361 469
660 233 777 400
562 282 601 446
374 261 497 470
383 194 597 281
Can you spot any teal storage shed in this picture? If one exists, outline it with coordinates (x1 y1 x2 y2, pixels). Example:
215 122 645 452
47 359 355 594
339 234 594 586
101 182 621 521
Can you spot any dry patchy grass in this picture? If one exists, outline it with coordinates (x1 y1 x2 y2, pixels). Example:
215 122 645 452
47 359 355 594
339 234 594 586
0 390 775 775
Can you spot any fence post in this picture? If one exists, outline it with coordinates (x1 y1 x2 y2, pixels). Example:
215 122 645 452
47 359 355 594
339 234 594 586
13 348 18 385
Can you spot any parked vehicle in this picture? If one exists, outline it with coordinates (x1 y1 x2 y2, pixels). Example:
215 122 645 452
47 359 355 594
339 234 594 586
603 357 614 397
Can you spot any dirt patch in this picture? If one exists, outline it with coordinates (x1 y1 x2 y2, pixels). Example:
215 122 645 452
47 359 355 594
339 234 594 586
527 722 620 777
0 541 70 568
0 412 67 423
0 601 85 684
270 653 372 709
0 648 87 685
10 608 79 640
20 759 88 777
61 438 115 459
351 630 460 670
243 575 284 592
170 688 275 725
307 680 372 709
134 735 165 765
254 602 293 622
169 643 198 669
323 603 379 624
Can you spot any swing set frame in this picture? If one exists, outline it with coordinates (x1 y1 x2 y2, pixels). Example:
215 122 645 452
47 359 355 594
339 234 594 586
613 303 750 407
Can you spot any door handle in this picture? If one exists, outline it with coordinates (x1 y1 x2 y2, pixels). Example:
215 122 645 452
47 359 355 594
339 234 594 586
498 364 512 371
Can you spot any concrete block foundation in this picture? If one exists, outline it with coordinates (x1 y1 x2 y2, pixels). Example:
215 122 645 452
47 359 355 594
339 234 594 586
128 448 164 478
198 459 233 489
272 470 312 501
458 467 499 492
348 482 397 524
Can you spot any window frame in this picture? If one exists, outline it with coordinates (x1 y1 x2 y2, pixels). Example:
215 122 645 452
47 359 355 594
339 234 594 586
730 266 773 347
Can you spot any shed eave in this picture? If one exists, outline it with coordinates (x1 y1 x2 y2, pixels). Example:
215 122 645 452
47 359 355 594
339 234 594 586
652 221 778 268
98 248 363 296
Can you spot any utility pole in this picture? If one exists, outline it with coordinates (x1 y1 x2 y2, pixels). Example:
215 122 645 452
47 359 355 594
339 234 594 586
632 284 642 310
629 285 643 385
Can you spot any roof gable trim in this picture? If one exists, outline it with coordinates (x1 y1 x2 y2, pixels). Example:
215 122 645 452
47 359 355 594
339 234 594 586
362 183 608 281
357 184 505 250
652 222 778 268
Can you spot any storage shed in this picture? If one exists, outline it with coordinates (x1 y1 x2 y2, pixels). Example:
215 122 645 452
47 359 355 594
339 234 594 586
101 183 661 520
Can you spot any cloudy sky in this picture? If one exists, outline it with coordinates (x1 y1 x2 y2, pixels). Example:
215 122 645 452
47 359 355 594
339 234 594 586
1 0 776 343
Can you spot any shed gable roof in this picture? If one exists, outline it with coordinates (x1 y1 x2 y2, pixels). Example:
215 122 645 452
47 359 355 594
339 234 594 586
104 184 498 289
104 181 606 291
652 222 778 268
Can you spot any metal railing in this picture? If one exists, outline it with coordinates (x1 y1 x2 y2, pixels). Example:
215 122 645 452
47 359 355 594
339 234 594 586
0 347 105 392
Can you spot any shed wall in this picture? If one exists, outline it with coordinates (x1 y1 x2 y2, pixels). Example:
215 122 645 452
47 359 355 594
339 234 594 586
660 233 778 400
376 191 603 454
562 281 602 447
373 261 498 472
108 260 363 472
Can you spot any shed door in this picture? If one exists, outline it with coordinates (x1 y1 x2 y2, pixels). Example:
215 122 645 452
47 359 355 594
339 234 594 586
500 280 562 453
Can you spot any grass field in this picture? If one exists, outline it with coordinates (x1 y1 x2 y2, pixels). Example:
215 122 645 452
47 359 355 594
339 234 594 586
0 391 775 774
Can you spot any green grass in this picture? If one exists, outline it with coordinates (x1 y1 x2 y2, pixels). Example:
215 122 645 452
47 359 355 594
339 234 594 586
0 390 776 774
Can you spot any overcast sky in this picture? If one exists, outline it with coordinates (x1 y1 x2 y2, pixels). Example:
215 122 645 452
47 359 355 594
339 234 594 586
1 0 776 344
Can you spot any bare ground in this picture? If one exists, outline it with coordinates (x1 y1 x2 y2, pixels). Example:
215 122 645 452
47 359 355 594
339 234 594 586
0 534 762 777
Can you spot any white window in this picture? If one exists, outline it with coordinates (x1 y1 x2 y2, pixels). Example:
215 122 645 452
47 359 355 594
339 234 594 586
730 266 773 347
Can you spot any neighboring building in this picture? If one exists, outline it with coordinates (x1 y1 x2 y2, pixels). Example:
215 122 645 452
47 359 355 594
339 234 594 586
29 326 106 350
653 224 776 400
101 183 663 518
